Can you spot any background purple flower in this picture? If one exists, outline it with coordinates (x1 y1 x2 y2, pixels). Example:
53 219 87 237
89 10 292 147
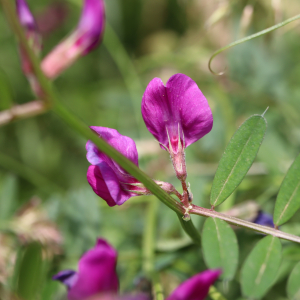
141 73 213 153
53 238 118 300
166 269 221 300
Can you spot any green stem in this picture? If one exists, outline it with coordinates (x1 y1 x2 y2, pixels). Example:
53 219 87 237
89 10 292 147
142 198 164 300
208 13 300 75
176 213 201 245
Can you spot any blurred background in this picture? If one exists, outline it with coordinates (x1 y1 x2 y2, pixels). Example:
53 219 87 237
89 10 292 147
0 0 300 299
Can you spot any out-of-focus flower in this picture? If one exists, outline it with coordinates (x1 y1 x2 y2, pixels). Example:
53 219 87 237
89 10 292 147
41 0 105 79
16 0 42 95
86 127 176 206
16 0 41 53
141 73 213 180
54 238 220 300
11 197 62 257
53 238 118 300
253 211 275 228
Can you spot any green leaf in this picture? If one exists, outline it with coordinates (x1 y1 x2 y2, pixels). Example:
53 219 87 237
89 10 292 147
241 236 282 299
273 153 300 226
0 174 17 220
287 261 300 300
210 115 267 207
202 217 239 280
15 243 45 300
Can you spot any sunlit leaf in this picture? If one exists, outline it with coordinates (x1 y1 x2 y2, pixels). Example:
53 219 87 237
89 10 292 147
210 115 267 207
202 217 239 280
287 261 300 300
273 153 300 226
241 236 282 299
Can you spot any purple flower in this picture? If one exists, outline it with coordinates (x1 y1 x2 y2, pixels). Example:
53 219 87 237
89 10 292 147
86 127 176 206
16 0 37 33
41 0 105 79
53 238 118 300
253 211 274 228
54 238 220 300
166 269 221 300
141 74 213 180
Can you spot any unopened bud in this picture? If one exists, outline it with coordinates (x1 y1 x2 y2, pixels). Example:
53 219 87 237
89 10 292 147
41 0 105 79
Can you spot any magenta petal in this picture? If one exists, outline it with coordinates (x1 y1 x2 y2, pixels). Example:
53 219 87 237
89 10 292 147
166 269 221 300
67 238 119 300
16 0 37 31
89 127 139 166
87 165 135 206
142 74 213 149
76 0 105 54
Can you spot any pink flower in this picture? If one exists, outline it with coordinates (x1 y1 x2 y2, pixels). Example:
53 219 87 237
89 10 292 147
53 239 118 300
141 74 213 180
41 0 105 79
54 238 221 300
86 127 175 206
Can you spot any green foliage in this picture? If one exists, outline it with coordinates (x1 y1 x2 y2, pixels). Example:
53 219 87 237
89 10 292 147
202 217 239 280
287 261 300 300
273 153 300 226
241 236 282 299
210 115 267 207
13 243 46 300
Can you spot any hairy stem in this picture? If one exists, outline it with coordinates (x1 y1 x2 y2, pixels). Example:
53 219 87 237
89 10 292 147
191 205 300 244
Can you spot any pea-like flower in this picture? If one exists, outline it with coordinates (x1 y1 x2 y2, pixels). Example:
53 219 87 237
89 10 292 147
54 238 221 300
86 127 176 207
41 0 105 79
142 73 213 181
53 239 118 300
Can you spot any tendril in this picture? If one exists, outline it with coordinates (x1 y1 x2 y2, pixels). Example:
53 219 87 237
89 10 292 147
208 13 300 76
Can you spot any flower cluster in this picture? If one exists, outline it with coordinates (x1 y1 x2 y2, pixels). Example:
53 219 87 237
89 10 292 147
54 238 221 300
16 0 105 82
86 73 213 209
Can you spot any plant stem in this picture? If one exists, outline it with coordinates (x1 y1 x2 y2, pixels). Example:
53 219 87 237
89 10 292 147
191 205 300 244
208 13 300 75
0 100 48 126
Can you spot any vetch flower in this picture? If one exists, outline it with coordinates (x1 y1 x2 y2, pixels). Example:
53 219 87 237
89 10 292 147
142 73 213 181
166 269 221 300
86 127 176 207
54 238 221 300
41 0 105 79
53 238 118 300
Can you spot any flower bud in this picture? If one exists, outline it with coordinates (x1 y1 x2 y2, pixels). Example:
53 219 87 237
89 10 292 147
16 0 42 95
41 0 105 79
